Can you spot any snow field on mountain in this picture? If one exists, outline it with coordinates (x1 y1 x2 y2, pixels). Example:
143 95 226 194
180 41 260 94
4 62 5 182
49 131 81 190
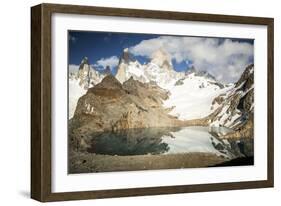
164 74 232 120
124 62 149 81
69 78 87 119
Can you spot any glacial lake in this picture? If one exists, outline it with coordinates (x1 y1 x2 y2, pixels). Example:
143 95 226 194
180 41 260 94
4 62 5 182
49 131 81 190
86 126 253 158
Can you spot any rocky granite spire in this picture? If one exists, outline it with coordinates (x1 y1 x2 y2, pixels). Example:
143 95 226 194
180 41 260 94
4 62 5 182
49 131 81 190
115 48 145 83
150 48 173 71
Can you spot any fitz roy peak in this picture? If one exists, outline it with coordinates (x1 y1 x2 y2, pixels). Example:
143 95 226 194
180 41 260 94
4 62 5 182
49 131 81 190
116 48 185 87
116 48 148 84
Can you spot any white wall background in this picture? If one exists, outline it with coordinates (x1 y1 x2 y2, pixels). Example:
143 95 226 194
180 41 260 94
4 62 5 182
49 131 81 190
0 0 279 205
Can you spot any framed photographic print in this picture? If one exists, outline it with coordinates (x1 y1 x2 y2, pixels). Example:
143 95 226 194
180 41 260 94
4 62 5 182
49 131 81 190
31 3 274 202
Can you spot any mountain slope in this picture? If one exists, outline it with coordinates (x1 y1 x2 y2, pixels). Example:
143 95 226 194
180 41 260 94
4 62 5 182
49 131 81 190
69 49 254 137
115 48 149 83
115 48 185 87
71 75 182 135
209 64 254 127
114 48 233 121
207 64 254 139
69 57 106 118
163 72 232 120
69 76 185 151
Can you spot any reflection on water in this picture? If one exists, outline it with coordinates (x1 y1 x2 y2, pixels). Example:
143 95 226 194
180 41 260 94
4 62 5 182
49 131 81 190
87 127 180 155
86 126 253 158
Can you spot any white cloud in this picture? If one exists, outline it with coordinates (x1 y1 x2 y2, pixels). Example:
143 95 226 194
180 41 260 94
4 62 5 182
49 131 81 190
94 56 119 70
129 36 253 83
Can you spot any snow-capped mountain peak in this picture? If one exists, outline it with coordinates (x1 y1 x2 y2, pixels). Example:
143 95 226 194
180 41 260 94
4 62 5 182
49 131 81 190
95 48 233 122
115 48 186 87
150 48 173 71
77 57 91 87
80 56 89 64
163 71 231 120
194 70 216 81
68 57 106 119
185 66 196 75
118 48 136 64
185 66 216 82
116 49 148 83
208 64 254 130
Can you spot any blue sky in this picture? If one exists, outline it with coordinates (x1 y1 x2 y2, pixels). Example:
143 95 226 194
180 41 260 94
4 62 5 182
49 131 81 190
69 31 158 73
68 30 254 82
68 31 159 64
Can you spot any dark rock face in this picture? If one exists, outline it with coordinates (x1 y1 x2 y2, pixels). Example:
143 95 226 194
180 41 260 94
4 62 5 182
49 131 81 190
231 138 254 157
195 70 216 81
79 57 89 70
175 78 184 86
69 75 182 150
211 95 225 106
118 48 136 64
104 66 111 75
185 66 196 75
74 56 106 89
185 66 217 82
207 64 254 139
235 64 254 90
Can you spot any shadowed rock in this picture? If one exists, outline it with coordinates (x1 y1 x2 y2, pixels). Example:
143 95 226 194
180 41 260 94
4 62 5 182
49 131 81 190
69 76 182 151
206 64 254 139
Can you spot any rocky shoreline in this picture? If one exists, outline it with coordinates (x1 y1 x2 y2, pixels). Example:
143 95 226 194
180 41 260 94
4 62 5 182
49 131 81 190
68 151 226 173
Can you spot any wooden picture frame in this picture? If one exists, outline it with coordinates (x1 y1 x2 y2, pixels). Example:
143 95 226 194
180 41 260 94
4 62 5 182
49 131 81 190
31 3 274 202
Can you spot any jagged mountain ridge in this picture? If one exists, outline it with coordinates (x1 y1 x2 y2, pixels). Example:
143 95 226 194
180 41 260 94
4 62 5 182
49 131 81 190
70 75 182 148
69 49 232 121
115 48 228 90
163 72 232 120
115 48 148 83
68 57 108 118
115 48 186 88
112 48 254 139
207 64 254 138
113 48 253 126
69 49 254 141
69 57 107 89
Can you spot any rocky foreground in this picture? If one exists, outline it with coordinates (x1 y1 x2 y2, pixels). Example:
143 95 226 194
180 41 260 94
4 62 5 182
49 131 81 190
69 151 226 173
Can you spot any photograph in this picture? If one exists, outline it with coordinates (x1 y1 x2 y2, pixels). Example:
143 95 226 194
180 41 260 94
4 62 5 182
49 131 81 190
30 3 274 201
67 30 254 173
